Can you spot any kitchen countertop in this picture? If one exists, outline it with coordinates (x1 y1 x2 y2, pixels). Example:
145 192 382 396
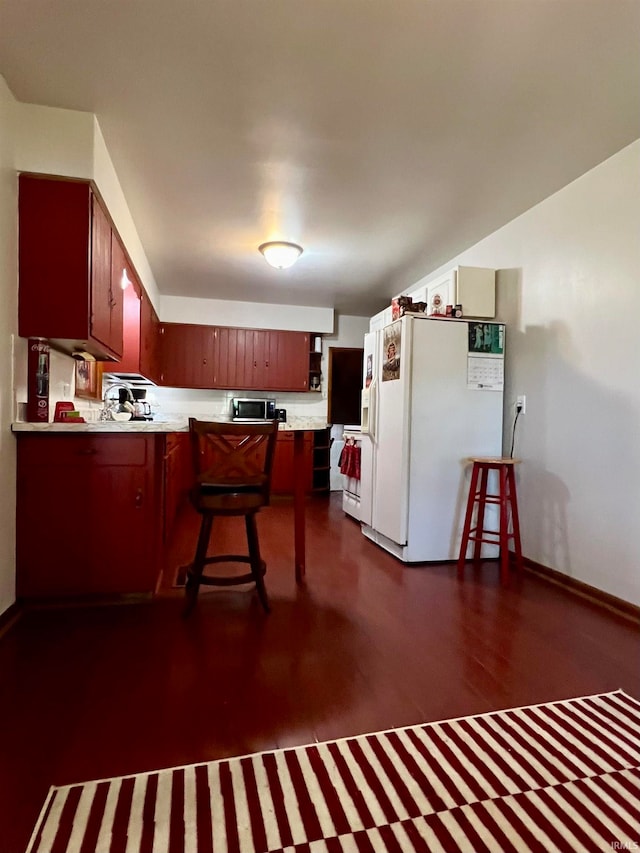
11 416 329 433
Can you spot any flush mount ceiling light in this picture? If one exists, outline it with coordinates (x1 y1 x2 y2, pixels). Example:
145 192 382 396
258 241 303 270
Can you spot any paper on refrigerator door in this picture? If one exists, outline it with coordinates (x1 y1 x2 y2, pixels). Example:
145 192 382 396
467 355 504 390
382 321 402 382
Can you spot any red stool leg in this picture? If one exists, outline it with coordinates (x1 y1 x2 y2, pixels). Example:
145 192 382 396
458 462 480 578
473 465 489 562
498 464 510 585
507 465 523 573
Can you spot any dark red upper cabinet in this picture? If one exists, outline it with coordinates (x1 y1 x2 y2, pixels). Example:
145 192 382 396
18 174 123 361
103 259 161 384
139 289 161 383
213 327 309 391
158 322 215 388
265 330 309 391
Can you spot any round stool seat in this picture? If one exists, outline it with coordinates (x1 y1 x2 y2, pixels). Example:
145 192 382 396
467 457 521 465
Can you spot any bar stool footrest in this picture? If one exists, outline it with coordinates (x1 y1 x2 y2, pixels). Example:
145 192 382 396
186 555 267 587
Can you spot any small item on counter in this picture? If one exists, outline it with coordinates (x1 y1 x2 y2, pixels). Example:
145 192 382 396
428 293 445 316
453 304 463 318
27 338 50 422
131 388 153 420
54 402 85 423
446 305 453 317
392 295 413 320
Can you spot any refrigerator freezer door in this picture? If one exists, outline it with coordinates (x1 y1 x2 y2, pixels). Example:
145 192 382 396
359 330 378 528
370 318 413 545
359 434 374 528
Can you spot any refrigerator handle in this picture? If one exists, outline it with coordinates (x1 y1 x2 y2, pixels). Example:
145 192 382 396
369 377 377 441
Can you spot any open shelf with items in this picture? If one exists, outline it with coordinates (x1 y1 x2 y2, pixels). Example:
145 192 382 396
309 335 322 391
311 427 332 494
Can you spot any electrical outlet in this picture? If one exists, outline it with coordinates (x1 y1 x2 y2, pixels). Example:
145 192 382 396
516 395 526 414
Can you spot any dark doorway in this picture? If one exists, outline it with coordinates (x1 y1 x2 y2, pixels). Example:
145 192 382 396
328 347 364 425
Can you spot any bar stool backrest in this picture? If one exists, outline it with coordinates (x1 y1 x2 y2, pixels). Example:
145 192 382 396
188 418 279 506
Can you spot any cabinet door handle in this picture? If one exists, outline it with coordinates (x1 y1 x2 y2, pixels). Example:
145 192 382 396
202 359 207 365
265 361 269 368
253 361 257 368
135 488 144 509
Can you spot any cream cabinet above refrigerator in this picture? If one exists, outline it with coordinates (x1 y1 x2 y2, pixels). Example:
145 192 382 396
424 266 496 319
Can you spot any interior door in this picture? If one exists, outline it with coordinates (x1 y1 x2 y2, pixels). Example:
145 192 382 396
328 347 363 424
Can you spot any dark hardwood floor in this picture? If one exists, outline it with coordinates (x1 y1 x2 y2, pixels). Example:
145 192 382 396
1 493 638 852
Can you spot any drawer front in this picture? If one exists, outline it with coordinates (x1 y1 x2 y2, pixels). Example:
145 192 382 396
18 434 150 467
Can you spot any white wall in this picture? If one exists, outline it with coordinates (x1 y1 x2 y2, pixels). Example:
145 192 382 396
161 295 333 333
92 119 160 308
15 102 94 179
0 77 18 614
399 140 640 605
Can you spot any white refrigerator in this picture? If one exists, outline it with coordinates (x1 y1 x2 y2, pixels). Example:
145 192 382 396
360 315 505 562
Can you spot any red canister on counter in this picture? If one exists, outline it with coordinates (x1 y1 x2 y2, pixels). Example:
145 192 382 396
27 337 50 422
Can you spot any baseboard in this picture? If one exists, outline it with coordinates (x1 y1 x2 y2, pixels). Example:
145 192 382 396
522 556 639 623
0 600 22 640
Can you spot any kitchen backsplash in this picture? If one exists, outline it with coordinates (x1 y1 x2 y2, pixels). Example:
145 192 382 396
149 386 327 422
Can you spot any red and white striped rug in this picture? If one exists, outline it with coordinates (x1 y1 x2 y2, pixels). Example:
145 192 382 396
27 690 640 853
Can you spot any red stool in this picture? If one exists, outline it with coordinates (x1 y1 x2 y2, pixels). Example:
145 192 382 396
457 457 523 584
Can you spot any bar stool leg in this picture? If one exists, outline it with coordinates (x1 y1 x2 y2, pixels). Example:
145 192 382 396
457 462 480 578
245 513 270 613
498 464 510 585
507 465 523 573
473 465 489 562
184 513 214 616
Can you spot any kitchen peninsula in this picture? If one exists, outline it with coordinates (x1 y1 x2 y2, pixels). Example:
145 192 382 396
12 416 327 599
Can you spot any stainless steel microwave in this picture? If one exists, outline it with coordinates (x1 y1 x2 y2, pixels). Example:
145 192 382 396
231 398 276 421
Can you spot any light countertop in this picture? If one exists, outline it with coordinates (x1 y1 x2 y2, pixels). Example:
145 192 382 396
11 416 329 434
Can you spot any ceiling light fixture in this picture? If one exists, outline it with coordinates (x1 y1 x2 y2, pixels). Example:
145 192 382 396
258 241 303 270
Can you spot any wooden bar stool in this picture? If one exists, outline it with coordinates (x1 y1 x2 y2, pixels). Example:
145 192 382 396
457 457 523 584
184 418 279 615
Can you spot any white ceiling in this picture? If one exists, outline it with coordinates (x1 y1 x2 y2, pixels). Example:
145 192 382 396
1 1 639 315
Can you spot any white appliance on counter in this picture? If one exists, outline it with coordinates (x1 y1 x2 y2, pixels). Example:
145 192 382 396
360 315 505 562
341 426 362 520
